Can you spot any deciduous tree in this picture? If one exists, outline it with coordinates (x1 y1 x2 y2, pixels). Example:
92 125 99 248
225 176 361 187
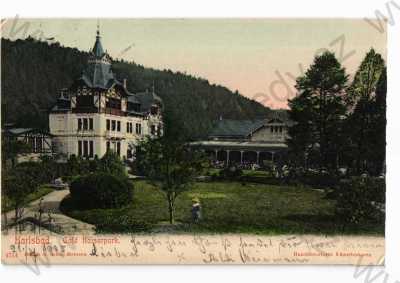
136 110 206 224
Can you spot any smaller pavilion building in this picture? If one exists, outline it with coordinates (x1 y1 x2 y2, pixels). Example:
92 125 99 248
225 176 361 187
192 112 293 166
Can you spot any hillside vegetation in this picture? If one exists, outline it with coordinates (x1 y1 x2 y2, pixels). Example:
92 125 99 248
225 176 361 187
1 38 271 138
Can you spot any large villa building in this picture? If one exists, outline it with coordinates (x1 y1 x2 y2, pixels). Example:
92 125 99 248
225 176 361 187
49 29 163 160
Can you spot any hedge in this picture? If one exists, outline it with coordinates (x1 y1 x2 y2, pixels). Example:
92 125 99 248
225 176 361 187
70 173 133 209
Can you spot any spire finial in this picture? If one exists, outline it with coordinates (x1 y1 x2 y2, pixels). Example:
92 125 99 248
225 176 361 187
96 20 100 37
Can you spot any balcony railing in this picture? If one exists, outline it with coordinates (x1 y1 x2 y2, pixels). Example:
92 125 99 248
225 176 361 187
72 106 98 113
103 108 125 116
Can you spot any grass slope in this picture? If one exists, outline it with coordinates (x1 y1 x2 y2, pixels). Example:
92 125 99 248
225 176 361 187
61 181 384 235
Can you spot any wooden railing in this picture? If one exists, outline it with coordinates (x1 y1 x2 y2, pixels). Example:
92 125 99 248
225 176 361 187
103 108 125 116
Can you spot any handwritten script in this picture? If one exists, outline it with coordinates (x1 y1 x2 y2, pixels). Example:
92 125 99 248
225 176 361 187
2 233 384 265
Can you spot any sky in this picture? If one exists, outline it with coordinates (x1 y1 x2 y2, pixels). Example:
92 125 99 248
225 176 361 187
1 18 387 109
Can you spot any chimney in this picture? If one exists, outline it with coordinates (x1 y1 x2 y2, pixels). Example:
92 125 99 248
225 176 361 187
123 78 127 89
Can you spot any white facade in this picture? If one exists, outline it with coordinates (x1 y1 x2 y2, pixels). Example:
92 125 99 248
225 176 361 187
250 119 289 142
49 111 162 160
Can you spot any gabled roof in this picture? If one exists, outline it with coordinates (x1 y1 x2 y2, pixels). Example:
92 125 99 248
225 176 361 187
76 28 121 90
209 111 293 139
266 110 293 125
209 119 265 138
127 94 140 104
79 56 116 89
51 104 71 112
135 91 162 112
4 128 52 136
51 28 163 115
7 128 34 135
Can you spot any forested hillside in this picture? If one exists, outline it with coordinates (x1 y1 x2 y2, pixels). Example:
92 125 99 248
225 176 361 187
1 38 271 138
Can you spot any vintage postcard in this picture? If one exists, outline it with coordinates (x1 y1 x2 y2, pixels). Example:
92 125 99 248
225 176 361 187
1 18 386 265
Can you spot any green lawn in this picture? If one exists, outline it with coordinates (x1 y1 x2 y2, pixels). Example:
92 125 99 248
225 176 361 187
206 168 271 178
242 169 271 177
61 180 384 235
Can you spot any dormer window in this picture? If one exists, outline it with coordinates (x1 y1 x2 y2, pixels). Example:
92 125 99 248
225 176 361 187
127 102 140 112
150 106 159 115
76 95 94 108
106 97 121 110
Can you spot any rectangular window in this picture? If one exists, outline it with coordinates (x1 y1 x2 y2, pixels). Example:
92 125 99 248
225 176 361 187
83 118 88 130
106 141 110 152
151 125 156 135
130 123 133 133
89 141 94 157
127 149 132 159
106 119 110 131
112 120 116 131
83 140 88 157
116 142 121 156
126 122 129 133
117 121 121 132
78 140 82 156
78 118 82 131
136 123 142 135
89 118 93 130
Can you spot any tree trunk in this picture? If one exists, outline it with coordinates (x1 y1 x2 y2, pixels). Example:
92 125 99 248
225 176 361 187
168 196 175 225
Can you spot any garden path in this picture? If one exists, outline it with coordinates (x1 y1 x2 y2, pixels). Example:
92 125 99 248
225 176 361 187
2 189 95 234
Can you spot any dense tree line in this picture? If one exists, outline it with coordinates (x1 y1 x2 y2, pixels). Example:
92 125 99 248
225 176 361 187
1 38 271 138
288 49 386 176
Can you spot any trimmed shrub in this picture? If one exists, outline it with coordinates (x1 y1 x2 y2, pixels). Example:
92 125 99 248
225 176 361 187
70 173 133 209
219 164 243 179
99 151 126 177
300 170 339 189
335 177 385 225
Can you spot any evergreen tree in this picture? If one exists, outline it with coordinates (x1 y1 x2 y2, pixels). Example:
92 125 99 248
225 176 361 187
345 49 385 174
371 68 387 174
287 51 348 170
346 49 385 107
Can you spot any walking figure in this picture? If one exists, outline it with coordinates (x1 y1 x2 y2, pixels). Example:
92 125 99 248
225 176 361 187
191 198 202 223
